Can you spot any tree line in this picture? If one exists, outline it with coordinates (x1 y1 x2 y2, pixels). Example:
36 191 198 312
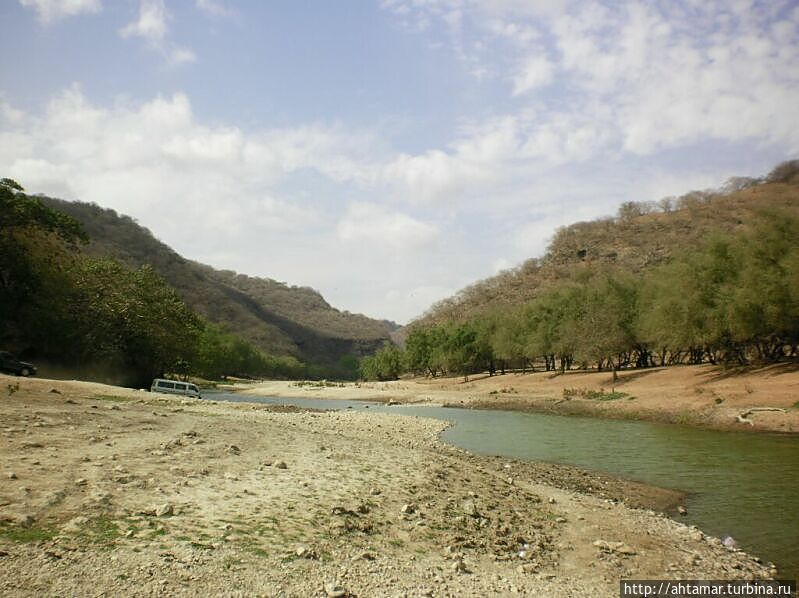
360 209 799 381
1 179 303 387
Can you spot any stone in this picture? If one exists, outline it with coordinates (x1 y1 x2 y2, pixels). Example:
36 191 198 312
155 503 173 517
7 472 17 480
226 445 241 455
275 461 288 469
400 503 416 515
62 516 90 533
324 581 347 597
462 500 479 518
722 536 738 549
451 559 467 573
17 514 35 527
593 540 636 556
353 551 375 561
76 478 88 486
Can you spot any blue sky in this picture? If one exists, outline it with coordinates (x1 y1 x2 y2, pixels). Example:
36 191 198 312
2 0 798 323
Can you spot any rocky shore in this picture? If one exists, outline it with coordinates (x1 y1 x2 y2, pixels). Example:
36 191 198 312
1 375 773 597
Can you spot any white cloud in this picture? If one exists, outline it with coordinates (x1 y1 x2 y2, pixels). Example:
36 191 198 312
168 46 197 66
381 0 799 158
120 0 166 42
0 87 362 254
19 0 101 23
195 0 234 18
337 202 439 249
511 54 553 95
120 0 197 67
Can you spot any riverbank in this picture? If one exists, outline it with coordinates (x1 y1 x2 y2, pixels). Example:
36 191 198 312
1 375 773 596
236 363 799 434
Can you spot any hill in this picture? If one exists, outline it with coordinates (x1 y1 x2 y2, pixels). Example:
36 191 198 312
417 160 799 326
38 196 392 369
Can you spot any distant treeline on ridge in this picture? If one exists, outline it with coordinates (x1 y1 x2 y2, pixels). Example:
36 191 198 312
0 178 357 386
360 160 799 381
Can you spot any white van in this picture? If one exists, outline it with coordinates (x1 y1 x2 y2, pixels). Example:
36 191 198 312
150 378 201 399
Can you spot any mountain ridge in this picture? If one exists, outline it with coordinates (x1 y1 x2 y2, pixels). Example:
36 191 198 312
413 161 799 328
38 196 393 367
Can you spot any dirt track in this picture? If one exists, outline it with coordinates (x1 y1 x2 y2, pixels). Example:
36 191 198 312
0 375 773 597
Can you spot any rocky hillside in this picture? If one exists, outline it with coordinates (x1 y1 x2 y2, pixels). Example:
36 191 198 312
418 160 799 326
39 197 392 366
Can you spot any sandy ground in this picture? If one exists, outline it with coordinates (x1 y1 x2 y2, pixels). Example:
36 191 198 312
0 374 774 597
237 364 799 434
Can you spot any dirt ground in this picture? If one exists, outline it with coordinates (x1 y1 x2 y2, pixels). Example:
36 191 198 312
0 375 774 597
239 364 799 434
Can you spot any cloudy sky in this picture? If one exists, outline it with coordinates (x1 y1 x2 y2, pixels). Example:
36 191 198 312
2 1 798 323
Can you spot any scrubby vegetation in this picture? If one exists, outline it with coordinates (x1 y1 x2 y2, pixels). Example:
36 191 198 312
360 161 799 381
38 195 393 371
0 179 306 386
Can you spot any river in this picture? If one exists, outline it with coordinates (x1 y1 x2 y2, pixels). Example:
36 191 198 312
204 391 799 579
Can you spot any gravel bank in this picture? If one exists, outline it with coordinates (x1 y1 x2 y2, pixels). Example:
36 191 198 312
0 375 773 596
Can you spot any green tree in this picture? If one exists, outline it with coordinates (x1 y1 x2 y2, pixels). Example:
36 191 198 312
0 179 87 344
359 342 404 381
69 259 202 386
571 273 638 381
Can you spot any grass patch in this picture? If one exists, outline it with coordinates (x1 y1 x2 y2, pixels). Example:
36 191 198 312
244 545 269 558
80 516 121 548
0 522 57 543
291 380 345 388
563 387 629 401
91 394 129 403
147 527 168 539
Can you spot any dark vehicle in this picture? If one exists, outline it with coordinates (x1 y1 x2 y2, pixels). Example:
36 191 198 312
0 351 36 376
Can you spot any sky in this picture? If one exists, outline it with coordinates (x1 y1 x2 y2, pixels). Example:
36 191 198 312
2 0 798 324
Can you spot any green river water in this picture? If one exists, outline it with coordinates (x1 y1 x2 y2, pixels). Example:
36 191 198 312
208 392 799 580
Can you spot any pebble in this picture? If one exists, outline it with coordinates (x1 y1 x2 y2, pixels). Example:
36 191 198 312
451 559 467 573
593 540 637 555
462 500 479 518
324 581 347 597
